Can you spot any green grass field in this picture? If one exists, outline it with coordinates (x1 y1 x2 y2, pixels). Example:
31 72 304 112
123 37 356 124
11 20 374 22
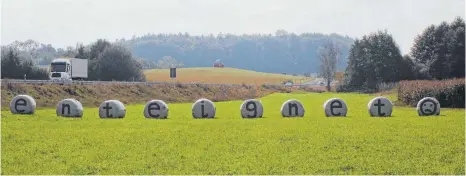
1 92 464 175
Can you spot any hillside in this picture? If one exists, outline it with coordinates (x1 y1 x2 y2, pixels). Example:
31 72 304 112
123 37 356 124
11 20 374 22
1 32 354 76
144 67 312 85
125 32 354 74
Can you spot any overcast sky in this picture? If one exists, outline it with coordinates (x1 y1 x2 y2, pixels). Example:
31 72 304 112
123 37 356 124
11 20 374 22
1 0 464 54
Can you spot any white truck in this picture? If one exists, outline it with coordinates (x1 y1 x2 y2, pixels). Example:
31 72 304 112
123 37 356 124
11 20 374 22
49 58 88 81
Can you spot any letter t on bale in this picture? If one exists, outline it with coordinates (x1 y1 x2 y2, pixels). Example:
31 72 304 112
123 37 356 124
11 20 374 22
99 100 126 118
367 97 393 117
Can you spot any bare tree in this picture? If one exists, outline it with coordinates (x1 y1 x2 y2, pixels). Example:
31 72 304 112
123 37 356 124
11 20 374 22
156 56 184 69
318 41 340 91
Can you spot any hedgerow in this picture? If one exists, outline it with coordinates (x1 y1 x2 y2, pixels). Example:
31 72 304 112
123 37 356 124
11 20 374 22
398 78 465 108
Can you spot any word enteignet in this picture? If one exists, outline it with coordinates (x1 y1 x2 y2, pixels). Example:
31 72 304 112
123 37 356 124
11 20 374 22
9 95 442 118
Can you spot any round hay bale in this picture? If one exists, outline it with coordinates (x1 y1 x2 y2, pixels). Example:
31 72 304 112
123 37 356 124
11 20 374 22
56 98 83 117
323 98 347 117
192 98 215 118
280 99 305 117
9 95 36 114
99 100 126 118
416 97 440 116
240 99 263 118
144 100 169 119
367 96 393 117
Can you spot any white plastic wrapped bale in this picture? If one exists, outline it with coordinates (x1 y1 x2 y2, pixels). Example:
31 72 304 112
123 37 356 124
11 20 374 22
192 98 216 118
56 98 83 117
323 98 347 117
367 97 393 117
10 95 36 114
416 97 440 116
280 99 305 117
99 100 126 118
240 99 263 118
144 100 169 119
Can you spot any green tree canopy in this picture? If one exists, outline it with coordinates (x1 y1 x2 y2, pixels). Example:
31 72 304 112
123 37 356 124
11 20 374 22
1 48 48 80
341 30 407 91
86 41 145 81
411 16 465 79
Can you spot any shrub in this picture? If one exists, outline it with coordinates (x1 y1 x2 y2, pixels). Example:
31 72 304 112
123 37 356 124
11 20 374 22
376 82 399 92
336 83 376 93
1 49 49 80
297 86 325 93
25 67 49 80
337 82 399 93
175 82 187 89
398 78 465 108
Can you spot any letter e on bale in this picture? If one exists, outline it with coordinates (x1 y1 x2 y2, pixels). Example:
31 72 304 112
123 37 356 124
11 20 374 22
10 95 36 114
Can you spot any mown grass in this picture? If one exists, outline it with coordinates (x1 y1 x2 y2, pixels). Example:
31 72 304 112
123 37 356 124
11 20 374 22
144 67 311 85
1 93 464 175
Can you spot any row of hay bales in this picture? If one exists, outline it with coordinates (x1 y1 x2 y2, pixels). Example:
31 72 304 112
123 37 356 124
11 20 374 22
9 95 441 118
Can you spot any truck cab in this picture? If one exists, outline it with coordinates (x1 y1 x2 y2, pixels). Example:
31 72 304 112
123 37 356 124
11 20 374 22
50 59 72 81
49 58 88 81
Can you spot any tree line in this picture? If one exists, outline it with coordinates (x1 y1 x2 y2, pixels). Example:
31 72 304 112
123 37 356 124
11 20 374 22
1 30 354 78
1 40 85 80
336 17 464 92
123 30 354 74
1 39 145 81
1 17 463 86
1 48 49 80
75 40 145 81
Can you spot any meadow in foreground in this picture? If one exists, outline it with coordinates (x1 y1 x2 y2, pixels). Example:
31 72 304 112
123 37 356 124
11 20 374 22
1 93 464 174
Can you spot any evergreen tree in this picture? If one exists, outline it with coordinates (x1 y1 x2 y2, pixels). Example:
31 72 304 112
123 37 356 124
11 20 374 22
1 48 48 80
411 17 465 79
341 30 406 91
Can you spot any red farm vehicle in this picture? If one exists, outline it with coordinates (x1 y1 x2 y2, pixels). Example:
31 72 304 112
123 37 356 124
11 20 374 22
213 59 224 68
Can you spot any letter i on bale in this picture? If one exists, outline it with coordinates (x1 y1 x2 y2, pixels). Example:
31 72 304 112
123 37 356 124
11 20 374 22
10 95 36 114
192 98 216 118
323 98 348 117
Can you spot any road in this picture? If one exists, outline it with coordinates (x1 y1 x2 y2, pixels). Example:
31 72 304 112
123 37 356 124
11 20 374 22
300 78 325 86
1 78 338 88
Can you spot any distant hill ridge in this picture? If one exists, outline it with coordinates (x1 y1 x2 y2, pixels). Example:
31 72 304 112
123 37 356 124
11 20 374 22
123 31 354 74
